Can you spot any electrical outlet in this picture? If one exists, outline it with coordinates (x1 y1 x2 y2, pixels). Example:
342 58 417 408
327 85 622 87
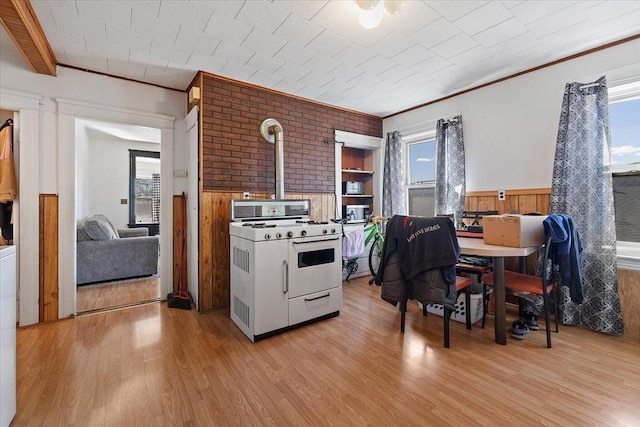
243 192 251 200
497 189 506 201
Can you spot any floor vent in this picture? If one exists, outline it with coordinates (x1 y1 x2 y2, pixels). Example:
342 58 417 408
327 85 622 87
233 246 250 273
233 295 250 327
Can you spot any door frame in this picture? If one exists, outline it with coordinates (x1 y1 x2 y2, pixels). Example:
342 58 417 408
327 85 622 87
57 98 175 318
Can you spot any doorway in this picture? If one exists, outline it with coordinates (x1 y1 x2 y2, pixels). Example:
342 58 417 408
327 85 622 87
75 119 162 314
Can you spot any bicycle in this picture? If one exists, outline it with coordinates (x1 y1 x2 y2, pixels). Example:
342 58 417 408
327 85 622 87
339 214 387 284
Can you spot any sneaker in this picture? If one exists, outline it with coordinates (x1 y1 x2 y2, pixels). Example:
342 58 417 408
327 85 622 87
524 313 539 330
511 320 529 340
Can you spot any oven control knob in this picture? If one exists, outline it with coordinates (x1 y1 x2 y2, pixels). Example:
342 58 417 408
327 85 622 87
331 228 336 234
301 230 307 237
287 231 293 238
276 232 282 239
322 229 328 235
264 233 271 240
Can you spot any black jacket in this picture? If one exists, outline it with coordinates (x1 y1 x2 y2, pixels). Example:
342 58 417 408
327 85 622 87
375 215 460 309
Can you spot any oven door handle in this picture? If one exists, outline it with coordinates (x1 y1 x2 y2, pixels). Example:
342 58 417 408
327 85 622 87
292 237 340 245
305 292 330 302
283 260 289 294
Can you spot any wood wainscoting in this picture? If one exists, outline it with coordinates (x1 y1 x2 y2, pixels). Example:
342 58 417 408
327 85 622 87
39 194 58 322
197 191 336 312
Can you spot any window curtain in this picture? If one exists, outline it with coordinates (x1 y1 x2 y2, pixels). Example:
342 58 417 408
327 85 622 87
551 75 623 335
435 116 465 227
382 131 406 217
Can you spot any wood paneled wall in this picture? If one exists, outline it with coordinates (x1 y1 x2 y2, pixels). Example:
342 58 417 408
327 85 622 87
39 194 58 322
465 188 551 215
618 269 640 341
197 191 335 312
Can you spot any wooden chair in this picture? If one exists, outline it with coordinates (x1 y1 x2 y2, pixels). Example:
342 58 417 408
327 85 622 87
481 235 558 348
399 276 473 348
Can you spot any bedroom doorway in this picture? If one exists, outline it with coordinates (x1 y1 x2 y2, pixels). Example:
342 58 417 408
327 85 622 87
75 119 162 314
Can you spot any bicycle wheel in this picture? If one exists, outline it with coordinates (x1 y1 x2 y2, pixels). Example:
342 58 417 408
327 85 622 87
368 235 383 278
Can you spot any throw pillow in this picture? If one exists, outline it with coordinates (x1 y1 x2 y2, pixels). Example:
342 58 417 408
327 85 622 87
83 214 119 240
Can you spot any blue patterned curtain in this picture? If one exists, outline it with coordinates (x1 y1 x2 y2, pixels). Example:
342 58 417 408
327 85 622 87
435 116 466 228
552 76 623 335
382 131 406 217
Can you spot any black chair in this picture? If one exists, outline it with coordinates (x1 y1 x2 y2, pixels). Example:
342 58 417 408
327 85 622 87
482 235 558 348
399 275 473 348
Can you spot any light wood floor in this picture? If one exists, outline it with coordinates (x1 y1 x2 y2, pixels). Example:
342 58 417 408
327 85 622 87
15 276 640 426
76 277 160 313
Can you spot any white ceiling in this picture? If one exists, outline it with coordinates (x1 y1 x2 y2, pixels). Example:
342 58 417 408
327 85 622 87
10 1 640 116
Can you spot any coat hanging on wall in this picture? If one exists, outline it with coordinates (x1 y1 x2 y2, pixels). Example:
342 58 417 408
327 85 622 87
0 119 17 202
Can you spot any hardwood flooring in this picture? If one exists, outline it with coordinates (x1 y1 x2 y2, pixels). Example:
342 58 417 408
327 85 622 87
76 277 160 313
15 276 640 426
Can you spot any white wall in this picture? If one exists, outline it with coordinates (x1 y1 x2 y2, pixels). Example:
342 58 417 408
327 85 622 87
383 39 640 193
1 46 187 325
78 133 160 229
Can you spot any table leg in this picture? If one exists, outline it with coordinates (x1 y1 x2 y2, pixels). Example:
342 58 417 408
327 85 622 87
492 257 506 345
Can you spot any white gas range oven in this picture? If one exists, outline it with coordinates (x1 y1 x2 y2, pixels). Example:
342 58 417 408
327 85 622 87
229 199 343 342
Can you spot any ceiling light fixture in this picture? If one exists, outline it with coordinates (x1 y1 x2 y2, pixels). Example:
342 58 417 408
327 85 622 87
355 0 403 29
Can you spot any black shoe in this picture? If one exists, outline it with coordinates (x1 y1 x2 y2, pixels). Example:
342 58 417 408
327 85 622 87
511 320 529 340
524 313 539 330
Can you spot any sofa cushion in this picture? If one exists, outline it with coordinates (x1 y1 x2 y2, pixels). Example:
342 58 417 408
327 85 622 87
83 214 119 240
77 226 92 242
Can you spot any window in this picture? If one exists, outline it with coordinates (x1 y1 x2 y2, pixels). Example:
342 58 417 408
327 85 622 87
609 80 640 269
406 137 436 216
129 149 160 228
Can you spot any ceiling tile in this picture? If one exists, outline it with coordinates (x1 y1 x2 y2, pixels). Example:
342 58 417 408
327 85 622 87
448 45 496 67
592 10 640 39
76 0 131 32
274 42 316 67
246 51 286 74
187 53 227 74
272 0 329 21
157 1 212 33
235 1 291 34
428 0 489 21
357 54 397 75
175 27 221 57
412 55 452 75
316 91 346 104
273 13 324 46
305 30 351 54
203 15 252 46
377 65 416 83
247 70 283 88
473 17 529 48
539 21 597 53
430 33 479 59
369 31 414 58
131 10 180 45
65 51 108 73
106 58 147 81
242 27 287 57
453 1 513 36
333 45 375 68
586 1 640 25
390 44 434 68
220 61 257 82
189 1 244 19
106 25 153 53
325 64 363 83
390 1 440 36
509 1 575 25
302 53 341 75
488 32 539 56
298 71 334 88
149 39 191 65
430 64 465 84
295 85 327 99
410 18 462 49
85 37 129 60
275 63 311 81
525 4 589 39
213 41 254 65
130 48 169 68
273 79 306 94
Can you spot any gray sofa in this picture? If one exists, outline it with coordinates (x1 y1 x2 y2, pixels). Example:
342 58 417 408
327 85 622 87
77 214 159 286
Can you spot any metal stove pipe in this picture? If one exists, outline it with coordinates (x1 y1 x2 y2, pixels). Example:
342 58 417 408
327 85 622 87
260 118 284 199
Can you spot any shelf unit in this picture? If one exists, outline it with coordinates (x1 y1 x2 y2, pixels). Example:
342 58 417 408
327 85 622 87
334 131 382 223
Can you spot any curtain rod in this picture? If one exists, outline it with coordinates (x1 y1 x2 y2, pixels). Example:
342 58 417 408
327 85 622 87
579 82 602 90
0 119 13 132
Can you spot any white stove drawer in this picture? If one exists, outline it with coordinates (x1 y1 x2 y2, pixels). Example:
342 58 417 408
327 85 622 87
289 287 342 326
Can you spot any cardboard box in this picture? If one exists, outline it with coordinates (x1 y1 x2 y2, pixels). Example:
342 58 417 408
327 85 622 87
482 214 547 247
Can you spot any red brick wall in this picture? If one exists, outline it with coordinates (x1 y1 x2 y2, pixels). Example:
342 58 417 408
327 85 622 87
200 74 382 193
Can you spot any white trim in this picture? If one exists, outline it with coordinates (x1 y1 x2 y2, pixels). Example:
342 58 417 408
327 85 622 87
617 242 640 271
0 89 41 326
57 99 175 318
334 130 382 150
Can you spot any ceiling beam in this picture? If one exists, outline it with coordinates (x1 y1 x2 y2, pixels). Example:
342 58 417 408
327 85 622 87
0 0 56 76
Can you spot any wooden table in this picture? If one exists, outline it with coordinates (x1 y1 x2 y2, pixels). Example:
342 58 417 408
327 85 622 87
457 237 540 345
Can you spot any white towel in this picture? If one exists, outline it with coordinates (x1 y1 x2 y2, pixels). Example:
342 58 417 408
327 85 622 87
343 229 365 259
